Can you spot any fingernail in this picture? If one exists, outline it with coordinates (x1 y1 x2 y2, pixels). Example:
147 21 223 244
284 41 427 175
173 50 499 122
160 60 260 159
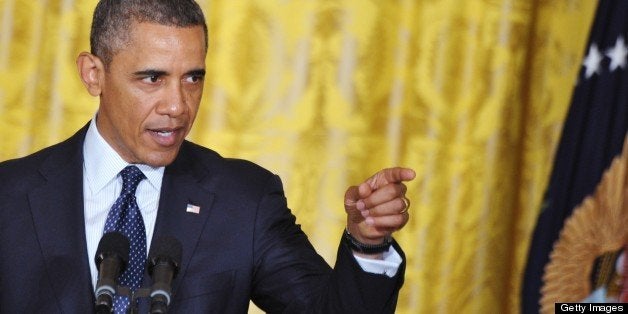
356 200 365 211
360 210 369 218
365 217 374 225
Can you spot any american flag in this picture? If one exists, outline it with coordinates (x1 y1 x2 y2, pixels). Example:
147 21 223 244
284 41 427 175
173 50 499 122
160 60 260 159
522 0 628 312
186 203 201 214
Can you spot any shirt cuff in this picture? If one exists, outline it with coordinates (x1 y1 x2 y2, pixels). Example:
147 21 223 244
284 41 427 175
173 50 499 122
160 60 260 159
353 246 403 278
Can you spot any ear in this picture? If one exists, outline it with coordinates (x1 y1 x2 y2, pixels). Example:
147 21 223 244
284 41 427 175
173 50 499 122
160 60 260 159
76 52 105 96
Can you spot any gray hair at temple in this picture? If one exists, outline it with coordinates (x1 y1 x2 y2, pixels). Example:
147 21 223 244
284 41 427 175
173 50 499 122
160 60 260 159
90 0 208 66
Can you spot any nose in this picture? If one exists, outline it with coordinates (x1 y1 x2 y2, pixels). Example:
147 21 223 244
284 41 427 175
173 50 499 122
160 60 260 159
157 82 186 117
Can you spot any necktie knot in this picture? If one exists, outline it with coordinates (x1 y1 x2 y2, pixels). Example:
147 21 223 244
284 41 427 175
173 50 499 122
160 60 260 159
120 165 145 196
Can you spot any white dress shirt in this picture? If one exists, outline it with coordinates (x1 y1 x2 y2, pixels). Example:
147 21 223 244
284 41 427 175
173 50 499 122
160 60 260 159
83 119 163 289
83 119 401 290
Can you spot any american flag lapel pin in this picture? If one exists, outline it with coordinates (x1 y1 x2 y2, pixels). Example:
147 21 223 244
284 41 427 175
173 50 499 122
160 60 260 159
186 203 201 214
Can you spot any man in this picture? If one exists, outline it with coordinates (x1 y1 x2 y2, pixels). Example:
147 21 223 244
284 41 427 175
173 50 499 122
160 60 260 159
0 0 415 313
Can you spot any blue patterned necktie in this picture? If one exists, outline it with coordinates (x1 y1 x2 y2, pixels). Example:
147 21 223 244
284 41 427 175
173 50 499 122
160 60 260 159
103 165 147 313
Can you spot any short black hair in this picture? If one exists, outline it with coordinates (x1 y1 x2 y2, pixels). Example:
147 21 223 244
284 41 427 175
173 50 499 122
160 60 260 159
90 0 208 66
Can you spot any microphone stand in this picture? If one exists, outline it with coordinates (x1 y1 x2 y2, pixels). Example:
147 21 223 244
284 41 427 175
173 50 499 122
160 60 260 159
112 286 151 314
96 284 173 313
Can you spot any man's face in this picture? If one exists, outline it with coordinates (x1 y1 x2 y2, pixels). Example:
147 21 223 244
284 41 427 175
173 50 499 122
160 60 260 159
96 22 206 167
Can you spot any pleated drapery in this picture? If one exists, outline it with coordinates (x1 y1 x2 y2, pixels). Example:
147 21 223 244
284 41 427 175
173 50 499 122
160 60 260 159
0 0 597 313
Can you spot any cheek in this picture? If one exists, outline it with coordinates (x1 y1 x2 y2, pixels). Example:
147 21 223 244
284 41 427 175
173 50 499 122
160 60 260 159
114 99 142 130
125 90 161 124
187 90 203 114
187 102 201 127
104 81 141 117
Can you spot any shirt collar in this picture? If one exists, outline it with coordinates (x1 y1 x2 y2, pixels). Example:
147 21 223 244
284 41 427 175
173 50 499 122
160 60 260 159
83 116 165 194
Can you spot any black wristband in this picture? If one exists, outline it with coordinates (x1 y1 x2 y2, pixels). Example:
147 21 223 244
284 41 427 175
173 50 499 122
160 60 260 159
343 229 392 254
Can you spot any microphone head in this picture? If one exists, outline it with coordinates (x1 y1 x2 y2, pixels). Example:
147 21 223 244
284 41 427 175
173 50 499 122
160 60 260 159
95 232 130 269
148 236 182 276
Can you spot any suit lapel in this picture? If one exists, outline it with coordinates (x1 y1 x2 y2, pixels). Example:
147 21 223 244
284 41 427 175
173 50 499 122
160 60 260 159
28 126 94 311
150 142 215 294
23 128 217 310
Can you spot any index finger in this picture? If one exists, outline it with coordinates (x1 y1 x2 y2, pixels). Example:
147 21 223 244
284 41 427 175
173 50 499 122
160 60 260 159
367 167 416 190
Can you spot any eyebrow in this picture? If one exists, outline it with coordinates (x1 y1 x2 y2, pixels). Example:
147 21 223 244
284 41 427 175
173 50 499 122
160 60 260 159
187 69 206 77
133 69 168 77
132 69 206 77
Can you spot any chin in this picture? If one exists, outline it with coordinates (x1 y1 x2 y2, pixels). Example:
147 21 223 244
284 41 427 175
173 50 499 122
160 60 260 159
143 152 179 167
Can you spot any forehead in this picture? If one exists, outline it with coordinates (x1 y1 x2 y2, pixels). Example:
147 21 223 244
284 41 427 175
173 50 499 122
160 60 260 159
110 22 207 67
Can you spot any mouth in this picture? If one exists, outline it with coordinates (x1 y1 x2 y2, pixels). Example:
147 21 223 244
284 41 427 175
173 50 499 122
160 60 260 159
154 130 174 137
147 127 183 147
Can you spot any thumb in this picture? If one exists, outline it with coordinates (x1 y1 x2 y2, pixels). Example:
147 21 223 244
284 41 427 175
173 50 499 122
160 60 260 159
345 183 372 213
344 185 360 211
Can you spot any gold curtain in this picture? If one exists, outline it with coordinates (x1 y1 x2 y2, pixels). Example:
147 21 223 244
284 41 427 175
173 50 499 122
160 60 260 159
0 0 597 313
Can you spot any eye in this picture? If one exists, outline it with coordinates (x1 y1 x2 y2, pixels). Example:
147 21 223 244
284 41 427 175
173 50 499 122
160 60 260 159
142 75 160 83
184 74 204 84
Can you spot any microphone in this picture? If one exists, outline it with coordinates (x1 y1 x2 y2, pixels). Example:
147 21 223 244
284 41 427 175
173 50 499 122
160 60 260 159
148 236 182 314
94 232 130 314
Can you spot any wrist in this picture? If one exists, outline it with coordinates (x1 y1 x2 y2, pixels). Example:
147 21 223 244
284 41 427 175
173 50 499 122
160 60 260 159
343 228 392 255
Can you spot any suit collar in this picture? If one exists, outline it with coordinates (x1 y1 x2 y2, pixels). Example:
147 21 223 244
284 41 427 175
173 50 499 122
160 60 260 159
29 123 95 311
150 141 216 295
29 126 217 307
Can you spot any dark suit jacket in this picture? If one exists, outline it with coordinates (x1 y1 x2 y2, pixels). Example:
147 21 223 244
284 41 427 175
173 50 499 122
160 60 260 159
0 124 405 313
